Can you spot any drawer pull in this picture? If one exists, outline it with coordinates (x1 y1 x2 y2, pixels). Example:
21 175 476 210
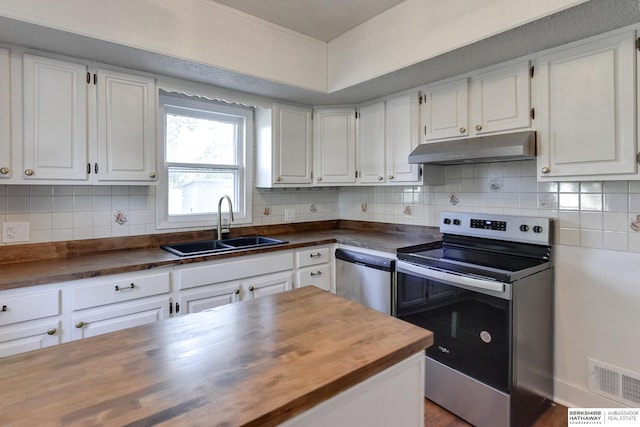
309 253 322 258
47 327 57 335
1 305 6 312
310 271 323 277
115 283 135 292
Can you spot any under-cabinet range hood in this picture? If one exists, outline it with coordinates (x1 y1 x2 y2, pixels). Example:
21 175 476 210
408 131 536 165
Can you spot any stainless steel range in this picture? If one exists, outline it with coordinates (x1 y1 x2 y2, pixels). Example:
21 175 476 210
396 211 553 427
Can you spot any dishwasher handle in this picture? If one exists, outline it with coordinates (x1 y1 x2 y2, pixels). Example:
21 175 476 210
335 249 395 272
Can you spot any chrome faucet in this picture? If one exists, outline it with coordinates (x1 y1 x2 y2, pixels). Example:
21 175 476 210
217 195 234 240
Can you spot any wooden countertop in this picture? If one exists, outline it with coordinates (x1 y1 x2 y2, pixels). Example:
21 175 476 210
0 226 441 291
0 287 433 426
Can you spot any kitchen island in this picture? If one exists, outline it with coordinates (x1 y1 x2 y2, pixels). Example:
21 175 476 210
0 287 432 426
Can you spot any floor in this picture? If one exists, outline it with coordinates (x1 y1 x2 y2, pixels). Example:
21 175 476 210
424 399 569 427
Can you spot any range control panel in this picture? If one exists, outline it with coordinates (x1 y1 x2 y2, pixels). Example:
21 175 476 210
440 211 551 245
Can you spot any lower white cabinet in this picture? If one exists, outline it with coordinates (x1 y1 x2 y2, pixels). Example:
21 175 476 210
294 245 334 293
0 285 62 357
244 271 293 299
70 269 171 340
178 281 241 315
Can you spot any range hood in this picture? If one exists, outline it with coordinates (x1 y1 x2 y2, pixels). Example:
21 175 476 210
408 131 536 165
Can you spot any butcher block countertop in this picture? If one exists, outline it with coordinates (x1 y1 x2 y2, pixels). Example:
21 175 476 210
0 287 433 426
0 220 440 290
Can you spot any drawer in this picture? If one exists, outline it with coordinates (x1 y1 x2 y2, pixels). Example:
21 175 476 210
296 246 331 268
72 271 170 311
296 264 332 292
0 289 61 326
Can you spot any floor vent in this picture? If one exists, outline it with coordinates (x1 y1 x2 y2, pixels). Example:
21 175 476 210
588 358 640 406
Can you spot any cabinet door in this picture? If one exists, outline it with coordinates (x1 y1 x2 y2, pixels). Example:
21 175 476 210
386 93 421 183
178 281 241 314
275 103 312 184
72 296 169 340
470 60 531 135
314 108 356 184
96 68 156 182
244 271 293 300
0 319 62 358
537 30 637 178
357 102 386 184
22 54 88 180
0 48 10 179
421 78 468 141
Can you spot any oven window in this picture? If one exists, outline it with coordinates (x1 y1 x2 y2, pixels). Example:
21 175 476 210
397 272 511 393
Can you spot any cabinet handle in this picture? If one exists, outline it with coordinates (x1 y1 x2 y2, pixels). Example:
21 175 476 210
234 289 240 295
75 321 85 328
1 305 6 312
317 177 322 182
309 252 322 258
475 124 482 131
47 327 57 336
377 176 383 181
310 271 322 277
149 172 156 179
0 167 9 175
94 163 98 174
248 286 255 292
459 127 466 134
388 175 394 180
24 169 34 176
115 283 135 291
541 167 550 174
276 176 282 182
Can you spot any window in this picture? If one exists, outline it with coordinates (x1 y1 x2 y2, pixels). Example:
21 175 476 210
157 94 253 229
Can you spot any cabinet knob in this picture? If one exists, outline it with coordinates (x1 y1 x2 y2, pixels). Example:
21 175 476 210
234 289 240 295
276 176 282 182
149 172 156 179
541 167 550 174
0 167 9 175
24 169 34 176
459 127 466 134
248 286 255 292
317 177 322 182
75 321 85 329
47 327 57 336
377 176 383 181
475 124 482 131
388 175 394 180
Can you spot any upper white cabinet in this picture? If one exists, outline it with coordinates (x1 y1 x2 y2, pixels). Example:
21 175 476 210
357 102 386 184
0 48 11 180
20 52 157 184
96 67 157 182
536 30 637 180
313 107 357 185
421 60 531 143
385 93 421 183
256 103 313 187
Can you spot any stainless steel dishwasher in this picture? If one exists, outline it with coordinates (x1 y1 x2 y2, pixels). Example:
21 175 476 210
334 248 395 315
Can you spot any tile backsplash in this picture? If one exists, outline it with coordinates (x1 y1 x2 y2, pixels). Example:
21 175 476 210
2 160 640 252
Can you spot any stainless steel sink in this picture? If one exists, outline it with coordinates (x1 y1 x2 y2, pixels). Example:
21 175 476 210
161 236 288 257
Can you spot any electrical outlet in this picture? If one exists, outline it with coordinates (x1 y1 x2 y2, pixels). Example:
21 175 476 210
2 222 30 243
284 209 296 222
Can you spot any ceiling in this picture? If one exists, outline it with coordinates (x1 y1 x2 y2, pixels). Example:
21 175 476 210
0 0 639 105
211 0 407 41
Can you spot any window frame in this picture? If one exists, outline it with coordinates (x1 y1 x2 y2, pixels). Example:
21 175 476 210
156 93 253 230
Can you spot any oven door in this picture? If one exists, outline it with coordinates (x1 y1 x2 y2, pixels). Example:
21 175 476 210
396 260 512 393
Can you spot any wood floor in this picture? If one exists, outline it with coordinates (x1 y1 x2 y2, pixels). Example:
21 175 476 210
424 399 569 427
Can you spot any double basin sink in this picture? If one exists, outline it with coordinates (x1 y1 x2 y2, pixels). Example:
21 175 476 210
161 236 288 257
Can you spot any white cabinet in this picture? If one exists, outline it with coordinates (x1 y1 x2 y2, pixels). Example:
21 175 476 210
0 285 62 357
256 103 313 187
536 30 637 180
174 251 294 313
314 107 357 185
295 245 333 292
0 47 11 180
70 270 171 340
385 93 421 183
357 102 386 184
421 60 531 143
20 52 156 184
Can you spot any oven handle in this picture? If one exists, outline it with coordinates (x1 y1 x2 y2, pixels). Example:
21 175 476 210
397 260 506 294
